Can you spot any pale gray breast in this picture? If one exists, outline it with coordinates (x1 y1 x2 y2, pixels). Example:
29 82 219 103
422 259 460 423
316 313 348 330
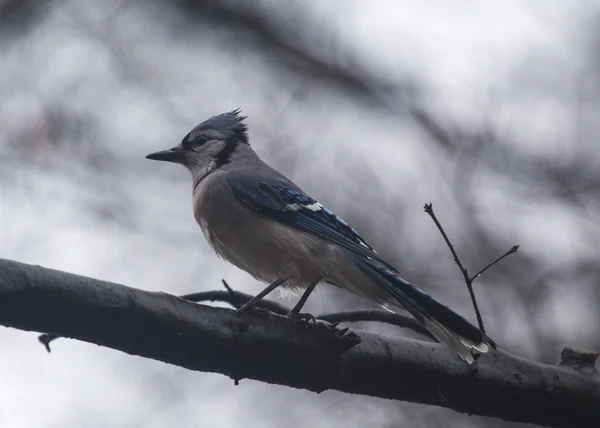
192 171 333 288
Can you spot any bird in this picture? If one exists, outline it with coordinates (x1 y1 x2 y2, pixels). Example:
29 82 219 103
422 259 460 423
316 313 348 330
146 109 495 363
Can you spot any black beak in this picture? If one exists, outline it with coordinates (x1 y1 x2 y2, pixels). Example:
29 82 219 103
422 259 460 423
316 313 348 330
145 146 184 163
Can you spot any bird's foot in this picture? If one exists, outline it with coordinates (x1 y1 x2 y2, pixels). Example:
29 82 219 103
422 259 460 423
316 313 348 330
286 310 317 325
324 321 350 337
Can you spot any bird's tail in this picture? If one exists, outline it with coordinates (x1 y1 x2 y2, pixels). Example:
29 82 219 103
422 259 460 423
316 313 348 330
358 258 496 364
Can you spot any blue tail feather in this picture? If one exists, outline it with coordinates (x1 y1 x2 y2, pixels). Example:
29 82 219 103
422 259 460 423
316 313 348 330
358 258 496 349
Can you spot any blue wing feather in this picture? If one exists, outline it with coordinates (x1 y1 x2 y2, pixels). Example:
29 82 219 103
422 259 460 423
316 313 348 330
271 185 374 250
226 171 394 269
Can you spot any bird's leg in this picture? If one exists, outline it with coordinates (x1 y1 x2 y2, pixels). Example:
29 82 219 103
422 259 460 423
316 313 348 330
236 277 287 314
286 278 321 322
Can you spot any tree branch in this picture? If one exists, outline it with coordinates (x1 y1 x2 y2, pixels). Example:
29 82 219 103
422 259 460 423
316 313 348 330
1 258 599 427
37 281 437 350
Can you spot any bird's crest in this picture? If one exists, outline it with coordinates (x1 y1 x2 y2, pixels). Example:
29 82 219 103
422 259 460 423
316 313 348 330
185 109 248 146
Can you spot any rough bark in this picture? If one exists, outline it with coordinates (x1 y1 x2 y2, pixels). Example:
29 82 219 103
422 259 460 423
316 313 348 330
0 258 598 427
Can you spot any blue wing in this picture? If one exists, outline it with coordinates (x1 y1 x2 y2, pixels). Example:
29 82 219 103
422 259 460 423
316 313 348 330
226 170 394 269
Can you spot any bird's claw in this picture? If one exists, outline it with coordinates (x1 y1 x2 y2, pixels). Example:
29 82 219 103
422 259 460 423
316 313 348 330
324 321 349 337
286 311 317 325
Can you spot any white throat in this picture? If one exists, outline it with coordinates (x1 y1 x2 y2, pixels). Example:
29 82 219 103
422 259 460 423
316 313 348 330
191 159 217 190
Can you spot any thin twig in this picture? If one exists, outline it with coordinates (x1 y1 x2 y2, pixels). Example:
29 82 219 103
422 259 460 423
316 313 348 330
222 279 235 294
423 203 472 283
181 290 289 315
424 203 520 335
471 245 519 280
424 203 486 332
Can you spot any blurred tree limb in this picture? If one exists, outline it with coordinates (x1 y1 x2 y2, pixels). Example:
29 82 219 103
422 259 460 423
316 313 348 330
1 258 599 427
169 0 407 106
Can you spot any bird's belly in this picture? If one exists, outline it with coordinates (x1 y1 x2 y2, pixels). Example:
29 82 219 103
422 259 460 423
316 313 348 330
208 215 329 287
194 182 328 288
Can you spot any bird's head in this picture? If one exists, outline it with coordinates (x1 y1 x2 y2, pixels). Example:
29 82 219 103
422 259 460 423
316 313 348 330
146 109 249 180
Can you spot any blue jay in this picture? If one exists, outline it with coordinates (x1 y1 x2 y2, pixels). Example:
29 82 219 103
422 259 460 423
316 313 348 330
146 109 495 363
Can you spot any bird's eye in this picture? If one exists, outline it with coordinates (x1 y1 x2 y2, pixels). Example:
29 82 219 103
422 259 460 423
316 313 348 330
182 135 206 150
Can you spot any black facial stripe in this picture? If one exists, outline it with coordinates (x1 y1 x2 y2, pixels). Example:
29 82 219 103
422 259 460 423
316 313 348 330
192 140 237 193
214 141 237 169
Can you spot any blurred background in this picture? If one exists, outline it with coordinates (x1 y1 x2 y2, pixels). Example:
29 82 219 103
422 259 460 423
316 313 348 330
1 0 599 427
